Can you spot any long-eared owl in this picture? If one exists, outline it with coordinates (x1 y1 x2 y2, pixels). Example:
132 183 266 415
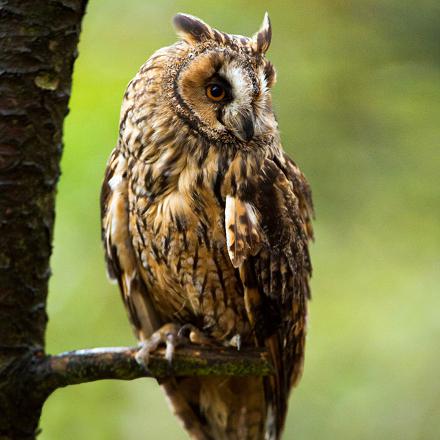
101 12 313 440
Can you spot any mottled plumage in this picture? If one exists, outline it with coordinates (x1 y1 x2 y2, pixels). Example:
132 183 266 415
101 13 313 440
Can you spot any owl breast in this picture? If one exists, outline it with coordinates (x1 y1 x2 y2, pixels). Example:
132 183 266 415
127 154 251 342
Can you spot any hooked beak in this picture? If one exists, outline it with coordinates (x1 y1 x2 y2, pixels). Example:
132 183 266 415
222 108 255 143
232 111 255 143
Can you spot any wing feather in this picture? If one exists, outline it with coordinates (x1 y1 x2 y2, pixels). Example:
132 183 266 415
100 147 160 339
226 153 313 439
225 195 263 268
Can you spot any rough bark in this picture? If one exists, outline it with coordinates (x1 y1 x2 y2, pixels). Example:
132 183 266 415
0 1 88 438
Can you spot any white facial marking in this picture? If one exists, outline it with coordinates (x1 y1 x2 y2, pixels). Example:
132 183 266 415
219 62 253 111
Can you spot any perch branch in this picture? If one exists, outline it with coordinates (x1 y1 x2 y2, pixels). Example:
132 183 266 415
34 345 273 393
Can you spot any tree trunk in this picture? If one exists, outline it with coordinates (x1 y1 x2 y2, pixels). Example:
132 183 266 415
0 1 88 438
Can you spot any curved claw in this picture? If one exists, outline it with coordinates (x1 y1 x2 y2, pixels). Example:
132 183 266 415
177 324 213 345
229 334 242 351
135 323 183 368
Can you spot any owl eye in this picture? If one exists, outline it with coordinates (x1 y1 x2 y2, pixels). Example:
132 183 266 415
206 84 226 102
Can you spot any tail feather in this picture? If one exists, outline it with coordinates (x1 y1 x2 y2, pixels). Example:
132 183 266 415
263 335 288 440
162 376 267 440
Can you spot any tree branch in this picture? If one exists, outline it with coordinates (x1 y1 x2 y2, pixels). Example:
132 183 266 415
34 345 273 393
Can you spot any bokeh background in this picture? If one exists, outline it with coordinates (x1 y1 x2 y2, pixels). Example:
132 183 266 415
40 0 440 439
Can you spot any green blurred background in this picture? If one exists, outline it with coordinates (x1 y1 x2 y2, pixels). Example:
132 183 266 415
40 0 440 439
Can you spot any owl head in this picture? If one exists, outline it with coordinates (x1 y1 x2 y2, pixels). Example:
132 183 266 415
164 13 277 145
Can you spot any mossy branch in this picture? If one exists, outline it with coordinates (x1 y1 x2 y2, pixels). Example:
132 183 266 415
34 345 273 393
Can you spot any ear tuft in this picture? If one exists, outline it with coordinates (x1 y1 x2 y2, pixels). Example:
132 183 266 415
173 13 213 44
252 12 272 54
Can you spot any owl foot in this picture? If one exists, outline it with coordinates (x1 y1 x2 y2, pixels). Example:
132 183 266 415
135 323 213 368
177 323 214 346
135 323 182 368
228 333 242 350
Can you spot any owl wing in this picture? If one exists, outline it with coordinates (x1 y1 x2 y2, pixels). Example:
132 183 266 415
100 147 159 340
226 151 313 438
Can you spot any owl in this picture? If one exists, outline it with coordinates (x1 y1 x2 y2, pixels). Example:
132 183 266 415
101 12 313 440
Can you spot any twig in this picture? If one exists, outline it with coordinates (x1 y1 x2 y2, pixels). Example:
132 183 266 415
34 345 273 393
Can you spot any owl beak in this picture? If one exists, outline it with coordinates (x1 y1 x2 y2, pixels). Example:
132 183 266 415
235 113 255 142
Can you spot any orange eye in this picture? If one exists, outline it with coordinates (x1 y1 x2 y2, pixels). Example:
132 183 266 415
206 84 226 102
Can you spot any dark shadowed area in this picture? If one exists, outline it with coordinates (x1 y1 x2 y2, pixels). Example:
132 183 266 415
41 0 440 439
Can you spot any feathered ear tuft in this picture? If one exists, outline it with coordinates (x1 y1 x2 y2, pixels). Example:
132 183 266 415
252 12 272 54
173 13 213 44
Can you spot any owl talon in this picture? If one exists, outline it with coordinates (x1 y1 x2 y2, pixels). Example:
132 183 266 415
135 323 213 368
229 334 242 351
177 324 214 346
135 323 183 368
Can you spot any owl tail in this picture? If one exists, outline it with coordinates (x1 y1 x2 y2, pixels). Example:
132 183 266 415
160 379 210 440
160 376 269 440
263 334 290 440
